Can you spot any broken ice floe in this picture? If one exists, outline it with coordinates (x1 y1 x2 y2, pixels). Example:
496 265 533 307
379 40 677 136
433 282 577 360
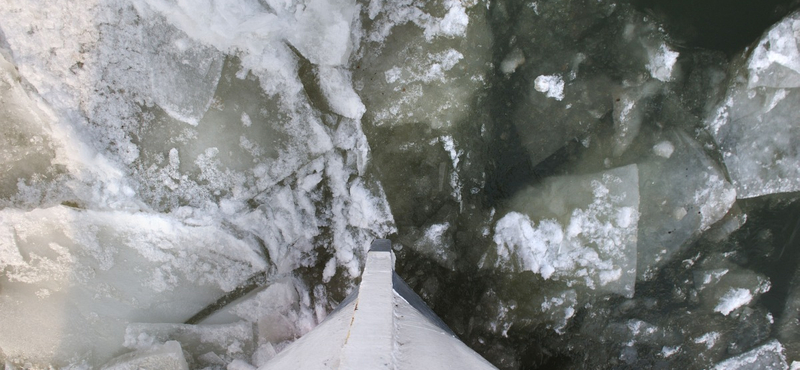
0 206 267 366
712 340 789 370
123 321 255 367
356 0 491 130
494 165 639 298
0 0 395 367
705 10 800 198
636 130 737 280
693 254 772 317
102 341 189 370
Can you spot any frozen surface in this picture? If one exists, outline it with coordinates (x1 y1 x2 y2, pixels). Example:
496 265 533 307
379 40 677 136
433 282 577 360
124 321 255 366
636 130 736 280
705 10 800 198
712 340 788 370
2 0 800 368
0 0 394 367
694 255 772 317
102 341 189 370
646 43 680 82
494 165 640 298
0 206 266 366
355 0 492 130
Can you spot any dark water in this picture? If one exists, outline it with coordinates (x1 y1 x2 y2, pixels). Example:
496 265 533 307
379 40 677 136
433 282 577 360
630 0 800 54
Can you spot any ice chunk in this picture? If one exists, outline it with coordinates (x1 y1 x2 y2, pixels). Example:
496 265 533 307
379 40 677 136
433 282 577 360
748 11 800 88
101 341 189 370
779 261 800 360
199 277 317 348
144 16 224 126
317 66 366 119
0 206 266 366
714 288 753 316
610 82 660 157
646 43 679 82
123 321 254 365
285 0 359 66
712 340 788 370
705 11 800 198
0 53 60 203
693 255 771 316
494 165 640 297
355 0 491 130
534 75 565 101
637 130 736 280
653 141 675 158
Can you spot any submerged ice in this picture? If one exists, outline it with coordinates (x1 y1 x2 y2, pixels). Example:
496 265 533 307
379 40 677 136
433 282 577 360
2 0 800 369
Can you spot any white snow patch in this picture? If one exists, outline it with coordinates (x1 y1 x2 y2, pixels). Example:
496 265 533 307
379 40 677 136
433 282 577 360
653 140 674 158
712 340 788 370
694 332 721 350
317 66 366 119
534 75 565 101
714 288 753 316
661 345 681 358
500 49 526 74
646 43 679 82
241 112 252 127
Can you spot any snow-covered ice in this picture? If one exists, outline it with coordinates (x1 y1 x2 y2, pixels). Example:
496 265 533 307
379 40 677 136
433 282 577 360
712 340 789 370
714 288 754 316
0 0 394 367
102 341 189 370
705 10 800 198
646 43 680 82
636 130 736 280
533 75 565 101
494 165 640 298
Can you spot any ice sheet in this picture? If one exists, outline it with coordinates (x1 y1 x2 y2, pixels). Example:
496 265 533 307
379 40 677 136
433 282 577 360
712 340 788 370
0 0 395 367
637 130 736 280
0 205 266 366
705 10 800 198
494 165 640 298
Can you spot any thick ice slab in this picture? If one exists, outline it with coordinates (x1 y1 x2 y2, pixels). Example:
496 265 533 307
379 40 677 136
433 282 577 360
354 0 491 130
123 321 255 366
494 165 640 298
693 254 772 317
705 10 800 198
0 2 395 365
0 206 266 366
712 340 788 370
637 130 736 280
101 341 189 370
